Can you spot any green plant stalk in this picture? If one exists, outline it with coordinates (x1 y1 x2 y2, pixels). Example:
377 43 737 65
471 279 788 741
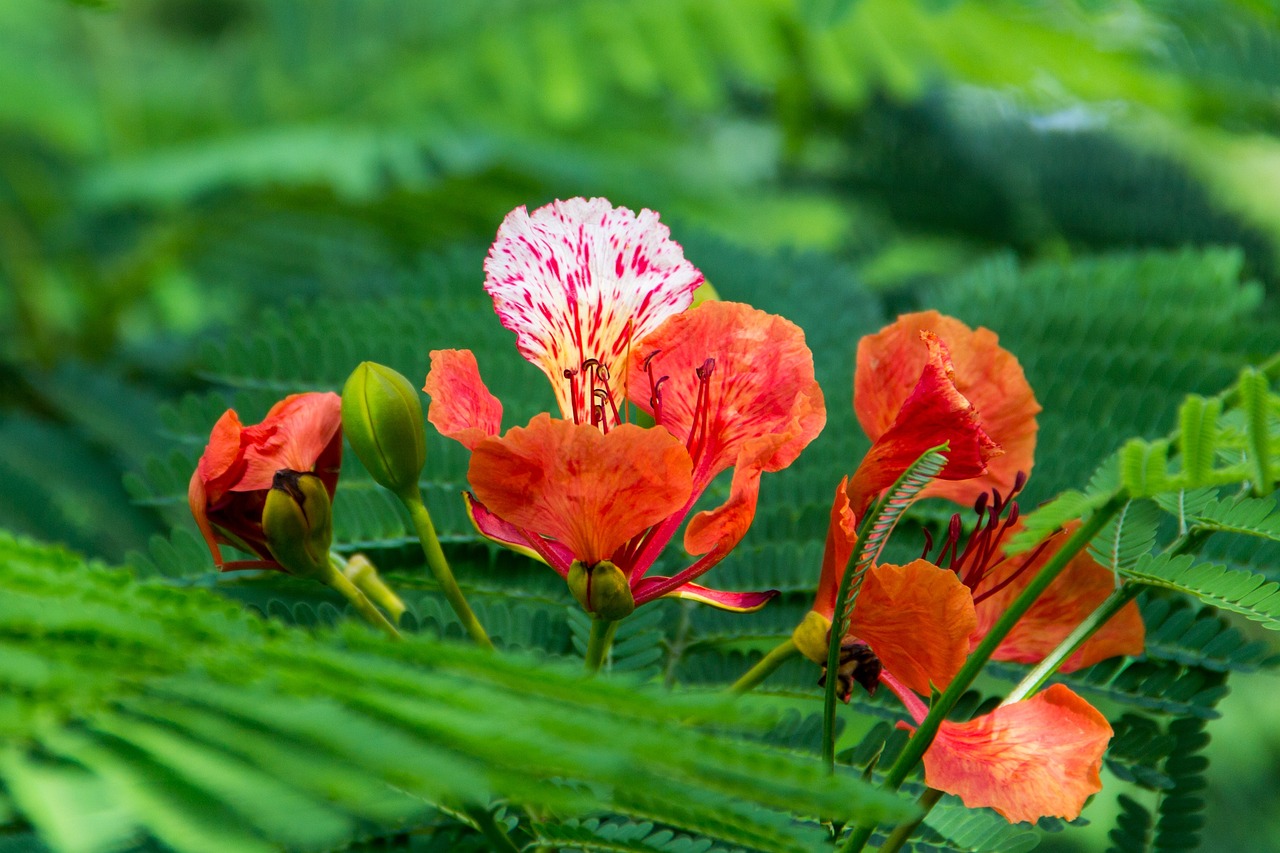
323 566 401 641
463 804 520 853
879 787 943 853
401 492 493 650
838 496 1125 853
730 638 799 694
584 617 618 674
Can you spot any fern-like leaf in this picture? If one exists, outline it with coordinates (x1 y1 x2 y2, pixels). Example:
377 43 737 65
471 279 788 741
1122 553 1280 630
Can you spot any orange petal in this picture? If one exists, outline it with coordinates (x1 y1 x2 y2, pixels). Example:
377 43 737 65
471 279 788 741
234 392 343 493
850 560 978 694
627 301 826 488
195 409 246 501
468 414 693 565
812 477 857 619
424 349 503 451
484 198 702 425
855 311 1039 507
646 581 778 612
919 684 1112 823
972 522 1146 672
847 332 1000 516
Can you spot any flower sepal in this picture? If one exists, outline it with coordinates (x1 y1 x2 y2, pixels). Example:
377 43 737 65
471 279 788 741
567 560 636 620
262 470 334 580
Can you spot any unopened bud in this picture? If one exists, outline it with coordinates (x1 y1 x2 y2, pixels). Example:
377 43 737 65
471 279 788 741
567 560 635 620
791 610 834 664
341 361 427 500
263 470 333 579
344 553 406 625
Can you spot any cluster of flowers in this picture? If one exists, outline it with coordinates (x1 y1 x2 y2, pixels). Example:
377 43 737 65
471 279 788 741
189 197 1144 826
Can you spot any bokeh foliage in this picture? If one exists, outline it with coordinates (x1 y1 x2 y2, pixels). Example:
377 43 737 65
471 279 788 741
4 0 1280 851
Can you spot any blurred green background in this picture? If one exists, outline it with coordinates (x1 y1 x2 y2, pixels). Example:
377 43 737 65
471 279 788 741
4 1 1280 850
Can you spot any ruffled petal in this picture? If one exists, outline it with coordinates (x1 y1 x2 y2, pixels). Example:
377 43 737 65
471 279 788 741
850 560 978 695
628 301 826 488
972 522 1146 672
855 311 1039 506
195 409 246 501
463 492 574 576
646 581 778 612
847 332 1000 516
918 685 1112 823
424 349 504 451
812 477 857 619
484 198 702 424
468 414 693 565
233 392 343 493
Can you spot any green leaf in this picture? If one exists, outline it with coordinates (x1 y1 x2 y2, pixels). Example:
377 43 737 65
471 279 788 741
1123 553 1280 630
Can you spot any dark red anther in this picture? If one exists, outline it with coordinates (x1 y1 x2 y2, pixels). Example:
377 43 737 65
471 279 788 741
1012 470 1028 496
989 487 1004 517
1007 503 1020 526
973 491 988 518
643 350 662 370
695 357 716 380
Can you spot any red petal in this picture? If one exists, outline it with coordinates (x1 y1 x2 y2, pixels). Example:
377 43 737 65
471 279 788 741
847 332 1000 516
627 301 825 489
468 414 693 565
195 409 246 501
855 312 1039 507
919 685 1112 823
641 580 778 612
484 198 702 425
973 522 1146 672
812 477 857 619
464 492 574 576
424 349 503 451
850 560 978 694
233 392 343 492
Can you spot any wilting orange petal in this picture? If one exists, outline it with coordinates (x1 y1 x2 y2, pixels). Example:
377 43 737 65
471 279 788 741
628 301 826 487
972 522 1146 672
233 392 343 493
424 349 504 451
484 198 702 424
855 311 1039 506
847 333 1000 516
850 560 978 695
645 581 778 612
811 478 857 620
468 414 693 565
918 684 1112 823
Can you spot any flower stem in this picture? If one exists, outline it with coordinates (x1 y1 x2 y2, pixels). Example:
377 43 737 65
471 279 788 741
837 496 1126 853
401 492 493 650
879 788 943 853
322 565 401 640
584 617 619 674
730 638 799 694
462 804 520 853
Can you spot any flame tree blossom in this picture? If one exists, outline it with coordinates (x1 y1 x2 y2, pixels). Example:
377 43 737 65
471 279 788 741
425 198 825 615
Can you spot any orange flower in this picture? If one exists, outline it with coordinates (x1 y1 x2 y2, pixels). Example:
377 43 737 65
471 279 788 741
425 199 826 613
849 311 1039 515
188 392 343 571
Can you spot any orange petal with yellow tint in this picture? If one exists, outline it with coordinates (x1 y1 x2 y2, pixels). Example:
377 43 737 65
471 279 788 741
424 349 503 451
628 301 825 488
847 332 1000 516
855 311 1039 506
468 414 693 565
233 392 343 493
919 684 1112 823
972 522 1146 672
850 560 978 695
812 478 857 620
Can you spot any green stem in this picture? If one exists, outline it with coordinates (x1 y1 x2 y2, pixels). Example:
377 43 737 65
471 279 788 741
730 638 799 694
879 788 943 853
323 567 401 640
402 492 493 650
463 805 520 853
584 617 618 674
838 496 1126 853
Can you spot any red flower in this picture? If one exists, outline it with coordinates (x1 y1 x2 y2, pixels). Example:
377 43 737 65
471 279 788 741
188 392 343 571
425 199 825 613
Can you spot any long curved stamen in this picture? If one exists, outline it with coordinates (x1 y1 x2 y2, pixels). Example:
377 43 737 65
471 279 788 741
564 368 582 425
930 471 1031 595
688 358 716 464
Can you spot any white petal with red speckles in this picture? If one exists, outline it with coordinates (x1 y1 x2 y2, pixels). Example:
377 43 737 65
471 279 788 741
484 198 703 424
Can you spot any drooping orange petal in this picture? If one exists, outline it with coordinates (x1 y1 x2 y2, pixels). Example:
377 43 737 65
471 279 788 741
484 198 702 424
233 392 343 492
855 311 1039 506
195 409 246 502
812 477 857 620
972 522 1146 672
424 349 504 451
468 414 693 565
847 332 1001 516
627 300 826 488
918 684 1112 823
463 492 575 576
849 560 978 695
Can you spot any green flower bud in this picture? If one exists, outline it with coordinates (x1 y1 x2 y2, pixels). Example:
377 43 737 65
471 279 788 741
263 470 333 580
344 553 406 625
341 361 426 500
567 560 635 620
791 610 833 665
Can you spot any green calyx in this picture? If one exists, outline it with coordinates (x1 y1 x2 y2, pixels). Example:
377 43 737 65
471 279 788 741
341 361 427 500
567 560 635 620
263 470 334 579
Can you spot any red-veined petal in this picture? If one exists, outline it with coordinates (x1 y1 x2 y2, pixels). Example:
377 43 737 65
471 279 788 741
424 349 503 450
